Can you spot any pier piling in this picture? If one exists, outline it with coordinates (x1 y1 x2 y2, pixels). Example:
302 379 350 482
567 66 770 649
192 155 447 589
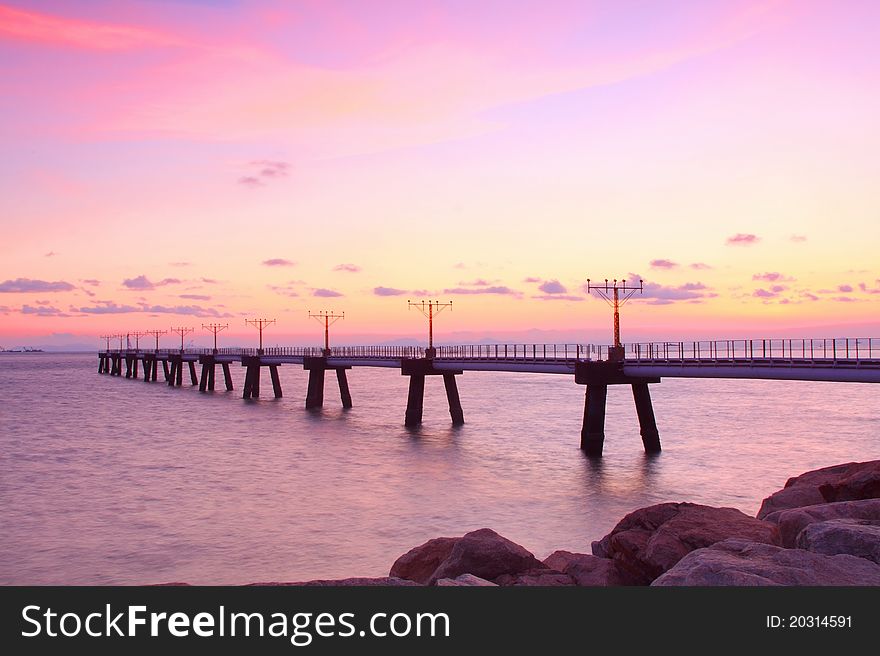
580 384 607 457
632 383 661 453
443 373 465 425
336 369 353 408
404 374 426 427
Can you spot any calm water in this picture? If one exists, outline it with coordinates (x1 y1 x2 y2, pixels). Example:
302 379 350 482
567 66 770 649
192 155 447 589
1 352 878 585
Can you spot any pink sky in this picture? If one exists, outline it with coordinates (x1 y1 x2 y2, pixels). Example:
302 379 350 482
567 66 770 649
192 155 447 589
0 0 878 349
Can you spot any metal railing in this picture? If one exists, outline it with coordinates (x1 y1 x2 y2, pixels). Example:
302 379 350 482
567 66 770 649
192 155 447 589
100 338 880 364
623 338 880 363
436 344 595 361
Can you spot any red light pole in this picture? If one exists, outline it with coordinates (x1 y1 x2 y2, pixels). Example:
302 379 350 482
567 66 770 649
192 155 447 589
408 299 452 358
309 311 344 355
245 318 275 355
586 278 643 360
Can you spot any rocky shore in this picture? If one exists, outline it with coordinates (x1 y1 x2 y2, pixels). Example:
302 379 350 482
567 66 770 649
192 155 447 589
208 460 880 586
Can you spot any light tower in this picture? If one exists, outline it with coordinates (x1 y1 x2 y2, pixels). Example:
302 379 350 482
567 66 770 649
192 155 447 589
408 299 452 359
129 331 147 351
586 278 643 361
245 318 275 355
145 329 168 351
170 326 194 352
99 334 113 351
309 310 344 355
202 323 228 354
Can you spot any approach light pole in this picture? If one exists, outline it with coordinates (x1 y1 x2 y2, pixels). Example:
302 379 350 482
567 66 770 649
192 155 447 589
245 318 275 355
202 323 228 354
170 326 194 353
309 311 344 355
586 278 643 360
145 329 168 352
408 299 452 358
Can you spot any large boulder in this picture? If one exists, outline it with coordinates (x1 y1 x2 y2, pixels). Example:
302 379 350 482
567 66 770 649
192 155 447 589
389 537 459 584
428 528 545 585
653 538 880 586
543 550 631 586
591 502 781 584
494 568 576 586
435 574 497 586
250 577 420 586
763 499 880 547
796 519 880 564
757 460 880 519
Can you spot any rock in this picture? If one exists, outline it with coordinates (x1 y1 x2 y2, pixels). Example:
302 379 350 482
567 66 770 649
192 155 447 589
652 538 880 586
591 502 781 584
428 528 544 585
796 519 880 564
543 550 631 586
764 499 880 547
757 460 880 519
435 574 498 586
249 577 420 586
494 567 576 586
389 537 459 584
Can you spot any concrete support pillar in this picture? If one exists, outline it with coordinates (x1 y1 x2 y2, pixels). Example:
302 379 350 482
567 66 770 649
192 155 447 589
336 369 352 408
207 364 215 391
167 360 176 386
404 374 426 427
580 384 607 457
199 363 209 392
269 365 282 398
222 363 233 391
162 360 170 382
243 364 260 399
632 383 661 453
443 373 465 425
125 357 132 378
176 360 183 387
306 368 325 408
98 356 104 374
188 361 198 385
132 358 139 380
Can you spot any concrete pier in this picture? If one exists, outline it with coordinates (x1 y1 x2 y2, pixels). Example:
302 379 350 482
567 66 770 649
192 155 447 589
401 358 464 427
303 356 352 408
575 361 661 457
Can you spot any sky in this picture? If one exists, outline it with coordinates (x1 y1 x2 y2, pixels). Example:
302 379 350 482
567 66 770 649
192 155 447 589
1 0 878 349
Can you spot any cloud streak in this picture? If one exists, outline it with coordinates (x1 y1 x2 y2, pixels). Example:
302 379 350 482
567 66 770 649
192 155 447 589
726 233 760 246
0 278 75 293
262 258 296 267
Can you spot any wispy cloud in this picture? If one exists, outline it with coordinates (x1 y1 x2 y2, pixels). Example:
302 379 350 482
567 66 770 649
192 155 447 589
268 284 299 298
0 4 181 50
81 279 101 286
690 262 712 270
179 294 211 301
44 251 55 257
444 286 520 296
262 258 296 267
523 277 542 283
239 160 290 187
0 278 75 293
837 284 853 293
374 286 406 296
621 274 714 305
21 304 72 317
790 234 808 243
313 288 343 298
333 263 361 273
753 272 794 282
169 261 191 267
538 280 567 294
726 233 760 246
650 259 678 269
121 275 181 290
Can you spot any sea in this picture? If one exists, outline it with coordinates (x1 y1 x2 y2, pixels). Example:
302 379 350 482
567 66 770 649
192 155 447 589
1 352 878 584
